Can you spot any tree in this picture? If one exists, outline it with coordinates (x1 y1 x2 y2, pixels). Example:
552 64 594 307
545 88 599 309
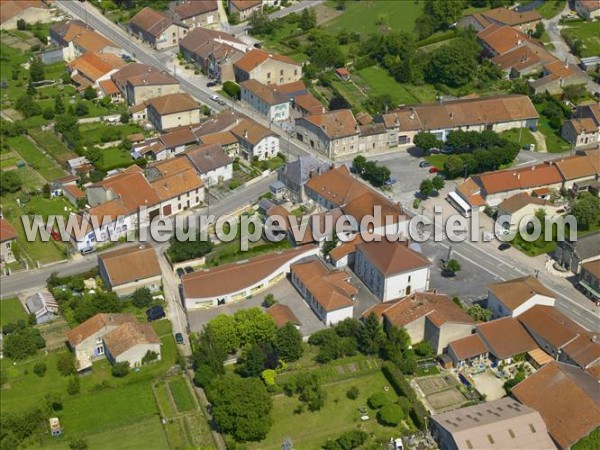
299 8 316 31
57 353 76 376
467 304 492 322
306 31 346 70
111 361 130 377
45 392 63 412
381 326 410 365
33 362 47 377
276 322 303 362
444 155 466 179
423 0 464 31
142 350 159 365
445 258 461 276
413 132 439 153
167 233 214 263
193 364 216 388
54 95 65 114
335 318 361 339
0 171 22 195
223 80 241 99
562 84 587 104
295 372 326 411
233 308 277 347
432 175 445 191
67 376 80 395
571 195 600 230
120 111 130 124
532 21 545 39
263 293 277 307
27 79 36 96
249 11 276 35
69 438 89 450
322 232 338 257
17 18 27 30
419 179 434 198
29 57 44 82
414 14 435 40
3 328 44 360
43 107 55 120
131 287 153 308
368 392 391 409
427 37 479 87
358 312 385 355
236 344 271 378
324 430 368 450
398 350 417 375
206 374 273 442
15 95 41 117
352 155 367 174
205 314 239 354
75 102 89 116
346 386 359 400
378 404 404 426
413 341 434 357
82 86 97 100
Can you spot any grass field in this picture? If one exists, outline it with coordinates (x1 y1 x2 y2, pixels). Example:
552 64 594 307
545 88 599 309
324 0 422 36
169 377 196 412
28 128 78 166
248 371 404 450
500 128 537 148
96 146 133 171
537 0 566 19
536 115 571 153
561 20 600 58
80 123 144 147
358 66 420 105
5 136 66 180
0 297 28 326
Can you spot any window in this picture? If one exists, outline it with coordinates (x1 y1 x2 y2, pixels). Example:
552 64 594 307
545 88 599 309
487 435 494 444
508 429 515 439
280 70 284 75
529 424 537 433
267 72 271 79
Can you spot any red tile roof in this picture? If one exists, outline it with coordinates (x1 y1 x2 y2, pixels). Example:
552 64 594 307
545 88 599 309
234 49 300 74
103 321 160 357
266 303 301 328
99 244 161 287
478 24 530 55
448 334 488 361
356 240 431 277
477 317 538 360
67 313 137 346
0 218 17 242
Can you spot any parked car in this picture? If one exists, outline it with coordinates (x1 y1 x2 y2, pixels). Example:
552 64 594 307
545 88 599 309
429 167 440 173
146 305 165 322
523 143 535 151
253 43 262 49
210 94 219 102
80 247 95 256
176 268 185 278
441 148 454 155
50 230 61 241
216 98 226 106
498 243 511 251
594 92 600 100
184 266 194 274
419 160 432 168
207 81 218 88
384 178 397 186
175 333 184 345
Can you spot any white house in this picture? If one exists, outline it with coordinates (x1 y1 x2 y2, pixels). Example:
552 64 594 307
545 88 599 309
182 143 233 187
146 93 201 132
103 321 161 367
487 276 556 319
354 240 431 302
290 257 356 325
231 118 280 161
496 192 561 232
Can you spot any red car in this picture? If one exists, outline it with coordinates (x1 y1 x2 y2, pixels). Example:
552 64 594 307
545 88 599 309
429 167 440 173
50 230 61 241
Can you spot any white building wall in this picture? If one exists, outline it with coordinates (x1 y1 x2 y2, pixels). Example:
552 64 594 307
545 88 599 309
383 266 430 302
325 306 354 326
114 343 162 366
201 163 233 187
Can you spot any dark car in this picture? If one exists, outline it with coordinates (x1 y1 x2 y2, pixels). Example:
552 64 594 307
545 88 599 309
253 43 262 49
175 333 184 345
498 243 511 251
176 268 185 278
207 81 218 88
146 305 165 322
419 161 432 168
440 148 454 155
429 167 440 174
184 266 194 274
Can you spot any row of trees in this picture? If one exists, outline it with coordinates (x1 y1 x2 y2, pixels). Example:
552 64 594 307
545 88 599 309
351 155 391 187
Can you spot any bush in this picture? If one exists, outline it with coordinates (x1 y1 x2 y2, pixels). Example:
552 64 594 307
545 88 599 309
33 362 47 377
69 438 88 450
67 376 80 395
263 293 277 307
111 361 130 377
346 386 359 400
381 361 428 430
324 430 368 450
378 404 404 426
141 350 159 365
42 108 55 120
222 81 241 100
131 287 153 308
368 391 391 409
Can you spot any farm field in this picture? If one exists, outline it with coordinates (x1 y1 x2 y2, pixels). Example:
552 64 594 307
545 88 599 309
5 135 66 180
0 297 28 326
28 128 78 166
561 20 600 58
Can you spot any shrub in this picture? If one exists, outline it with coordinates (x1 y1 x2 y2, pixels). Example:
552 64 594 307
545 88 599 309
368 391 391 409
131 287 153 308
42 108 55 120
263 293 277 307
111 361 130 378
346 386 359 400
223 81 241 100
381 361 429 430
56 353 76 376
33 362 47 377
67 376 80 395
378 404 404 426
141 350 159 365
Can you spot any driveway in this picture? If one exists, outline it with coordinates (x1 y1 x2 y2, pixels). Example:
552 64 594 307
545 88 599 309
471 370 505 401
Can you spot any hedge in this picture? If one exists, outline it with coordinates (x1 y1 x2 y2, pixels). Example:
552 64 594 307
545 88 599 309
381 361 429 430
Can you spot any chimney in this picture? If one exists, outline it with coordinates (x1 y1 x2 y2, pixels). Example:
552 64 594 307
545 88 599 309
243 129 248 139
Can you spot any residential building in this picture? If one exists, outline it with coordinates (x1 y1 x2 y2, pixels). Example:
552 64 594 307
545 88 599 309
354 240 431 302
182 245 319 309
430 397 556 450
1 1 53 30
575 0 600 19
67 52 126 92
233 49 301 85
181 143 233 187
168 0 219 30
228 0 263 21
50 20 121 61
146 92 201 132
240 80 306 122
295 109 360 159
476 317 538 364
292 92 326 117
381 94 539 146
132 127 199 161
574 103 600 128
179 27 247 82
103 321 161 367
111 63 179 105
512 362 600 450
66 156 93 177
25 291 59 325
459 7 542 33
358 122 389 153
362 291 474 354
555 231 600 274
290 257 356 325
277 155 331 203
128 7 187 50
554 154 598 189
579 259 600 301
266 303 301 329
98 79 122 102
477 24 531 57
328 234 368 269
67 313 138 371
562 117 599 149
490 41 555 78
447 334 489 368
335 67 351 81
496 193 561 232
518 305 600 370
0 218 17 264
98 244 162 297
230 118 279 160
486 275 556 319
530 60 589 95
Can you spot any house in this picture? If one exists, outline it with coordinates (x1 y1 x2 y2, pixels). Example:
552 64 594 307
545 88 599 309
486 275 556 319
62 183 86 207
574 103 600 129
182 245 319 309
496 193 561 232
476 317 538 364
512 362 600 450
518 305 600 370
25 291 59 324
354 239 431 302
98 244 162 296
328 234 368 269
381 94 539 146
266 303 301 329
290 257 356 325
530 60 589 95
459 7 542 33
128 7 187 50
67 313 138 370
431 397 556 450
295 109 360 159
477 24 531 57
233 49 301 85
1 1 53 30
228 0 263 21
230 118 279 161
168 0 219 30
575 0 600 20
579 259 600 301
67 52 126 92
133 127 199 161
181 143 233 187
277 155 331 203
555 231 600 274
111 63 179 105
562 118 599 150
50 20 121 61
179 27 247 82
0 218 17 264
67 156 93 176
362 291 475 354
447 333 489 368
554 154 599 190
103 321 161 367
240 80 306 122
98 79 121 102
490 41 556 78
335 67 351 81
358 122 389 153
292 92 326 117
146 93 200 132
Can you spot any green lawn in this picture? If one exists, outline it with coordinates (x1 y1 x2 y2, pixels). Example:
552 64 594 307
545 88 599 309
0 297 28 326
537 0 566 19
96 146 134 172
358 66 421 106
561 20 600 58
324 0 423 36
331 79 367 111
500 128 537 148
573 426 600 450
169 377 196 412
535 107 571 153
5 135 67 180
248 371 406 450
80 123 144 147
426 154 450 169
28 128 78 166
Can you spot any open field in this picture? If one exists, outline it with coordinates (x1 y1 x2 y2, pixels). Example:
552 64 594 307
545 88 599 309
500 128 537 148
358 66 421 105
0 297 28 326
414 374 459 396
80 123 144 147
537 0 566 19
97 146 134 172
5 136 66 180
561 20 600 58
169 377 196 412
427 388 468 412
28 128 79 166
535 112 571 153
